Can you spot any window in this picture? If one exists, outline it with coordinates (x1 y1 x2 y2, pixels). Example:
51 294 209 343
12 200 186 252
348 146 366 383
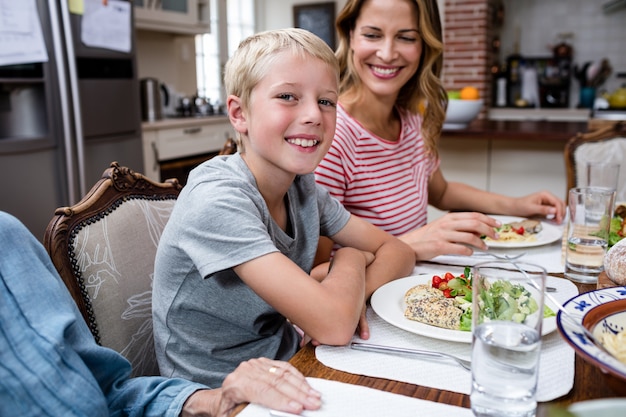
195 0 255 109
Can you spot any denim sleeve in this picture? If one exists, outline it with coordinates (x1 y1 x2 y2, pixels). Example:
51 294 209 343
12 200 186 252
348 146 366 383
0 212 207 417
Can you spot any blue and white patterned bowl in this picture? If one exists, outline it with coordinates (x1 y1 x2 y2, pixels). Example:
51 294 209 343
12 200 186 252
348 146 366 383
557 287 626 395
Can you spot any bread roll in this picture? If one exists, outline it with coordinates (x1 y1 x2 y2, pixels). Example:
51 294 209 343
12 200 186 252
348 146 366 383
604 238 626 285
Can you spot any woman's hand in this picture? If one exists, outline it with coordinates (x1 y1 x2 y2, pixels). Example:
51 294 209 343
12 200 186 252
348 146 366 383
399 212 501 261
181 358 321 417
507 191 566 224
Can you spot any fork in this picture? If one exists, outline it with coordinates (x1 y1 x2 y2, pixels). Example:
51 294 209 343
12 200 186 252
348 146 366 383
473 252 557 292
350 342 472 371
473 251 526 260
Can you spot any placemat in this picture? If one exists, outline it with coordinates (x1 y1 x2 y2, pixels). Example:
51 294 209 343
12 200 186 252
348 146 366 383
429 239 565 273
237 377 473 417
315 276 578 402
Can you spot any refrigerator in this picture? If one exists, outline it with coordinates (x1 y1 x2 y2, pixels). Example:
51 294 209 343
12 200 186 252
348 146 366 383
0 0 144 241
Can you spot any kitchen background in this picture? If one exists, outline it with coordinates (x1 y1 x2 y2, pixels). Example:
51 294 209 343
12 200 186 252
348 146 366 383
137 0 626 115
1 0 623 239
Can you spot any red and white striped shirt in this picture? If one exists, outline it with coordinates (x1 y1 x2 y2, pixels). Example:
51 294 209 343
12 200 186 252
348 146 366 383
315 104 439 236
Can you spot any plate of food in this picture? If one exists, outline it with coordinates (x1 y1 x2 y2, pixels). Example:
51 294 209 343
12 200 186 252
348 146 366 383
370 271 558 343
608 202 626 249
484 215 563 248
557 287 626 395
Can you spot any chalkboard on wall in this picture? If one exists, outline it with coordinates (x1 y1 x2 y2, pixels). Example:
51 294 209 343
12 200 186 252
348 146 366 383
293 2 336 49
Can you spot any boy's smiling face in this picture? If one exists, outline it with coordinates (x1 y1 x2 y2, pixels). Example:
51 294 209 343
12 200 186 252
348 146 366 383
231 51 338 179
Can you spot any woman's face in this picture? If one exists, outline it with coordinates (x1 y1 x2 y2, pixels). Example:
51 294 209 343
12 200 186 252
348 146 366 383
349 0 422 102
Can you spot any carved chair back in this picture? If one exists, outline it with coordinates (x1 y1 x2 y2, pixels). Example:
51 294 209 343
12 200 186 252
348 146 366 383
44 162 182 377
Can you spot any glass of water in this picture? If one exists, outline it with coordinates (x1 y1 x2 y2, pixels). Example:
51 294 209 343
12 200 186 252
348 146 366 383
584 161 619 207
565 187 615 283
471 261 546 417
585 161 619 190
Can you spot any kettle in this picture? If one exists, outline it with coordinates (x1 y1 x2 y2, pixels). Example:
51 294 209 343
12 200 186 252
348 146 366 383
140 77 163 121
606 84 626 108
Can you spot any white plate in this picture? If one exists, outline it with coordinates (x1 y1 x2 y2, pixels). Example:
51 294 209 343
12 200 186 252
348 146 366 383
485 215 563 248
371 274 558 343
568 398 626 417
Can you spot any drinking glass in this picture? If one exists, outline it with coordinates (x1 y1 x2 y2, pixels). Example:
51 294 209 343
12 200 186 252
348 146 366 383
565 187 614 283
471 261 546 417
585 161 619 208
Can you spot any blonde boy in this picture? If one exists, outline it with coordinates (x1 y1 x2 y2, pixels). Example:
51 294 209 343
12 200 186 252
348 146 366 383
153 28 415 388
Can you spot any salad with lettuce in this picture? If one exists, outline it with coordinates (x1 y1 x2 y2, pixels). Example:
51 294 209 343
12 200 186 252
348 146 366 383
608 204 626 248
431 267 556 332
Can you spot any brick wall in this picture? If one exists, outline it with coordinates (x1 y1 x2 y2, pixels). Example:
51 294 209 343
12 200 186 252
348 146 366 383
442 0 501 117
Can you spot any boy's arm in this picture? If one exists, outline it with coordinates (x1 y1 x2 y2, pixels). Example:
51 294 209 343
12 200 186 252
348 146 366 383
234 247 369 346
331 215 416 300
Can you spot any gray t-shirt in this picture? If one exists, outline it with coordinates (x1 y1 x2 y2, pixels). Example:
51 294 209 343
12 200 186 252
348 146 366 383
152 154 350 387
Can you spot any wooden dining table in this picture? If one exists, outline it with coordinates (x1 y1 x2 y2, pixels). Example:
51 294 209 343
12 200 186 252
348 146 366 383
280 272 623 417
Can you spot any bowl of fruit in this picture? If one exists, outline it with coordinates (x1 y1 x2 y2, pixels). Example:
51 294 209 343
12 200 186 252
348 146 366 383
444 86 483 130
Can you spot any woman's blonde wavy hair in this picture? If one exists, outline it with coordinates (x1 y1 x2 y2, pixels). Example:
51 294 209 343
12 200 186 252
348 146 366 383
335 0 447 155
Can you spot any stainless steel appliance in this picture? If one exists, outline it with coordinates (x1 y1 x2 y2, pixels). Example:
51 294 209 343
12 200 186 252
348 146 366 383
0 0 143 240
140 77 163 121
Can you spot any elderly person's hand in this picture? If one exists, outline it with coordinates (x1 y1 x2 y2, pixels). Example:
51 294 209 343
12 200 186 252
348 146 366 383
180 358 321 417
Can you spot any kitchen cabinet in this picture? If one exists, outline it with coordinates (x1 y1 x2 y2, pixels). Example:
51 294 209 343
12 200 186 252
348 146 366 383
134 0 210 35
428 137 566 221
141 116 234 182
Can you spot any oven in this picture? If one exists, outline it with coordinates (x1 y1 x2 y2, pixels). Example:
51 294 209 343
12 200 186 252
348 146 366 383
141 116 234 185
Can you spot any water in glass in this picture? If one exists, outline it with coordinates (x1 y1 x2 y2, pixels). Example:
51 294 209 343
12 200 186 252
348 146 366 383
471 322 541 417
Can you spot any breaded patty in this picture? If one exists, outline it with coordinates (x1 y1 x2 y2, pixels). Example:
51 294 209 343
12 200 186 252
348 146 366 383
403 284 462 330
404 284 442 304
404 298 462 330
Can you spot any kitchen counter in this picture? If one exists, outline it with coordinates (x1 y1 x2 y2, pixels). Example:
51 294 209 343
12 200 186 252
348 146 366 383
141 115 234 182
430 118 585 221
442 119 589 143
141 115 230 132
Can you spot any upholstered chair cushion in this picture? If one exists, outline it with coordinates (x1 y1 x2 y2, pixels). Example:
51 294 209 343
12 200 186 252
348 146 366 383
574 136 626 202
69 198 176 376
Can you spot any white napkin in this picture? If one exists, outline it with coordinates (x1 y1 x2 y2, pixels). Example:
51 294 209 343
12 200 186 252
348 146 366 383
315 276 578 402
429 239 565 273
237 377 473 417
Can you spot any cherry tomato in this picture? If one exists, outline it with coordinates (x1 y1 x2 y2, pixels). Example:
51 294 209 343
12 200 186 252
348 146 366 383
432 275 443 288
514 226 525 235
443 288 453 298
444 272 455 282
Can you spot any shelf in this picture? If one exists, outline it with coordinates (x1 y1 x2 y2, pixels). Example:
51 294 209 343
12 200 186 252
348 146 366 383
488 108 590 122
134 0 210 35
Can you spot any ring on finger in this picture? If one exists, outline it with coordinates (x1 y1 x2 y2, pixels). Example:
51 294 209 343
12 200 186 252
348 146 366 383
269 366 279 374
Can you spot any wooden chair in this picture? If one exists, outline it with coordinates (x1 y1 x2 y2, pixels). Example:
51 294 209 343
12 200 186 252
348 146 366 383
219 136 237 155
564 120 626 202
44 161 182 377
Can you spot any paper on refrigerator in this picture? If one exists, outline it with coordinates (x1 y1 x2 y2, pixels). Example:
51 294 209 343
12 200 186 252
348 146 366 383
81 0 131 53
0 0 48 66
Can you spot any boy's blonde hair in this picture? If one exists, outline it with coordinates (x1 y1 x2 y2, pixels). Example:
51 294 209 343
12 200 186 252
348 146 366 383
224 28 340 112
